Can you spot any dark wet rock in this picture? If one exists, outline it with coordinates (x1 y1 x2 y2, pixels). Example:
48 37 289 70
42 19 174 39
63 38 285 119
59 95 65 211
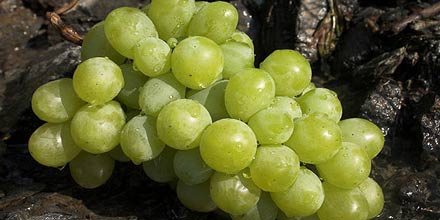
420 96 440 162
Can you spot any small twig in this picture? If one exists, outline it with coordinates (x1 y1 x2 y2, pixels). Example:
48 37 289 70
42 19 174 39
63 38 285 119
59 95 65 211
390 2 440 34
46 0 83 45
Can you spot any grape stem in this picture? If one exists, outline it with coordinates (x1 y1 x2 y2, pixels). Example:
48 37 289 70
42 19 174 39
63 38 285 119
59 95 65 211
388 1 440 34
46 0 83 45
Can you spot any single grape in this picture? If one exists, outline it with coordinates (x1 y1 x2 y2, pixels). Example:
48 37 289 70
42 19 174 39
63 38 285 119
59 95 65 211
200 119 257 174
296 88 343 122
231 192 278 220
142 147 177 183
32 78 85 123
359 177 384 219
173 148 213 185
69 151 115 189
220 31 255 79
28 122 81 167
248 108 294 145
269 96 302 121
108 146 130 162
72 57 124 104
133 37 171 77
117 63 148 110
188 80 229 121
176 180 217 212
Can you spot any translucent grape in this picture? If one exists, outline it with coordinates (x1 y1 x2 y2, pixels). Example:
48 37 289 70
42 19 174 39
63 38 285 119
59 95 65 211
231 192 278 220
108 146 130 162
277 212 320 220
296 88 343 122
142 147 177 183
173 148 213 185
188 80 229 121
359 177 384 219
270 96 302 121
248 108 294 145
69 151 115 189
133 37 171 77
176 180 217 212
117 63 148 109
220 31 255 79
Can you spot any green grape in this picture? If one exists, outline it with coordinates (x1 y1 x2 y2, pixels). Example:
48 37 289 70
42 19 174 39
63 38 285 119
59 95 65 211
200 119 257 174
210 170 261 215
248 108 294 145
188 80 229 121
250 145 299 192
271 167 324 217
220 31 255 79
300 82 316 96
141 3 150 13
317 182 369 220
104 7 158 58
358 178 384 219
277 212 320 220
166 37 179 49
32 78 85 123
171 36 224 90
142 147 177 183
108 146 130 162
156 99 212 150
120 115 165 165
117 63 148 109
270 96 302 121
316 142 371 189
147 0 196 40
69 151 115 189
285 113 342 164
339 118 385 159
81 21 125 64
133 37 171 77
28 122 81 167
73 57 124 104
225 68 275 122
176 180 217 212
231 192 278 220
125 109 140 121
195 1 208 12
173 148 213 185
260 50 312 97
296 88 343 122
187 1 239 44
139 73 186 117
70 101 126 154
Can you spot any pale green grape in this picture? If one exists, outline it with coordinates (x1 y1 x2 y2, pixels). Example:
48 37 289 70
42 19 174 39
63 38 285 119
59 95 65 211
339 118 385 159
271 167 324 217
359 178 384 219
139 73 186 117
200 119 257 174
220 31 255 79
195 1 208 12
70 101 126 154
285 113 342 164
231 192 278 220
173 148 213 185
277 212 320 220
117 63 148 109
248 108 294 145
270 96 302 121
108 146 130 162
120 115 165 165
104 7 158 58
316 142 371 189
133 37 171 77
210 170 261 215
176 180 217 212
142 147 177 183
225 68 275 122
69 151 115 189
188 80 229 121
171 36 224 89
156 99 212 150
260 50 311 97
187 1 239 44
81 21 125 64
32 78 85 123
166 37 179 49
147 0 195 40
296 88 343 122
73 57 124 104
300 82 316 96
28 122 81 167
317 182 369 220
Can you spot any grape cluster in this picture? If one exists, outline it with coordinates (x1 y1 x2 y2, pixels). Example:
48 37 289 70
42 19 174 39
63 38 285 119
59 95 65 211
28 1 385 220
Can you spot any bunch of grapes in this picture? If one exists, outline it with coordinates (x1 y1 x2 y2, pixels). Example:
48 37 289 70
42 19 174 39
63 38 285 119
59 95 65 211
28 1 386 220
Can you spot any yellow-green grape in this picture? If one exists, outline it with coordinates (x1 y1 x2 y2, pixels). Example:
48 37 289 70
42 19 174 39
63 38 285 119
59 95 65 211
296 88 343 122
285 113 342 164
156 99 212 150
188 80 229 121
28 122 81 167
173 148 213 185
300 82 316 96
210 170 261 215
133 37 171 77
69 151 115 189
176 180 217 212
108 146 130 162
200 119 257 174
171 36 224 90
317 182 369 220
117 64 148 110
248 108 294 145
104 7 158 58
225 68 275 122
231 192 278 220
277 212 320 220
72 57 124 104
271 167 324 217
142 147 177 183
81 21 125 64
195 1 208 12
147 0 196 40
31 78 85 123
359 178 384 219
339 118 385 159
187 1 239 44
120 115 165 165
260 50 312 97
316 142 371 189
270 96 302 121
220 31 255 79
70 101 126 154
